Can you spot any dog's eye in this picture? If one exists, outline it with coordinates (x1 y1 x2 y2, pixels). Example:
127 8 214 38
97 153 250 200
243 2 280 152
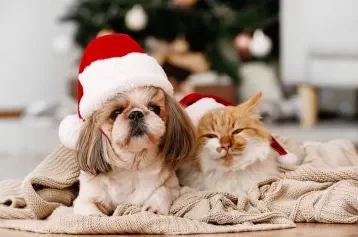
204 134 218 139
232 128 244 135
110 109 124 121
148 105 161 115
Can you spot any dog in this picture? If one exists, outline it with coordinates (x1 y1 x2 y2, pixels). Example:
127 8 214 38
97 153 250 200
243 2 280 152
73 86 196 216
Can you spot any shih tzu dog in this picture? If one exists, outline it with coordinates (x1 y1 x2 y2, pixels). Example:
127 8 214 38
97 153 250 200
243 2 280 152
58 34 196 216
73 86 195 216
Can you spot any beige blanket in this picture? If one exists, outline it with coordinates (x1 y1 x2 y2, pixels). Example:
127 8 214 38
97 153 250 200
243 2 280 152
0 139 358 234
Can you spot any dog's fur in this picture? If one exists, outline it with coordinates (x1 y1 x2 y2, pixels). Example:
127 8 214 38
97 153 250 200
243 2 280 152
73 86 196 216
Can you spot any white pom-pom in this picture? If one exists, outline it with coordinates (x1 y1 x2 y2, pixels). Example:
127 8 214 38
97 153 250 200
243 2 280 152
58 114 84 149
277 153 298 165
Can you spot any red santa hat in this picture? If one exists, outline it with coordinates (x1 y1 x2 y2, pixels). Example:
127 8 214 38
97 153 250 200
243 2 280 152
179 93 297 165
59 34 173 149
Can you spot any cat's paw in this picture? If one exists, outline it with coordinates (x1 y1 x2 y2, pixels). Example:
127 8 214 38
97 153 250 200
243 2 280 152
142 195 170 215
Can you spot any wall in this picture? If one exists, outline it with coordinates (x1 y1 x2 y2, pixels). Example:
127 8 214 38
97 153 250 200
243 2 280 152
281 0 358 86
280 0 358 115
0 0 72 110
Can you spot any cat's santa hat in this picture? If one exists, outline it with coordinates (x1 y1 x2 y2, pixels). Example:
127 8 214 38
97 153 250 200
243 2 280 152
179 93 297 165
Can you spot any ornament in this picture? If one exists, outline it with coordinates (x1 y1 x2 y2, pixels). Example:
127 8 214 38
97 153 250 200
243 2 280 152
52 34 72 54
234 33 252 61
93 14 106 25
108 5 119 16
249 29 272 58
174 0 197 8
145 37 189 54
97 29 114 38
145 37 169 53
125 5 148 31
171 38 189 53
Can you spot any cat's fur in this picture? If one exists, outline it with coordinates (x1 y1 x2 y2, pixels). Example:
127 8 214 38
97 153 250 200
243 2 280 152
178 92 296 196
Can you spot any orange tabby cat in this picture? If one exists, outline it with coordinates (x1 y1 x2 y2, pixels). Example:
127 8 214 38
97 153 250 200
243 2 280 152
178 92 299 196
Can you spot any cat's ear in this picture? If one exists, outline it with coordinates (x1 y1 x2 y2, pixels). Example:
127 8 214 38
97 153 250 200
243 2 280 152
239 92 262 114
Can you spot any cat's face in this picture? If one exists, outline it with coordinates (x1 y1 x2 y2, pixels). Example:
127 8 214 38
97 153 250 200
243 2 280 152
196 92 271 171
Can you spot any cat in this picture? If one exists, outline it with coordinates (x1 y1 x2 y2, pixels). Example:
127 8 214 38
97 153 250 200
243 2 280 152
178 92 301 196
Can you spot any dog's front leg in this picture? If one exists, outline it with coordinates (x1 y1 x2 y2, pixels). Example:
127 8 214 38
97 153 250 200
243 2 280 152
73 197 105 216
142 186 171 215
73 173 107 216
142 172 180 215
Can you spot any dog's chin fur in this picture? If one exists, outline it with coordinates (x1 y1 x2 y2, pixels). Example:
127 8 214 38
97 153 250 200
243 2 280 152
73 86 196 216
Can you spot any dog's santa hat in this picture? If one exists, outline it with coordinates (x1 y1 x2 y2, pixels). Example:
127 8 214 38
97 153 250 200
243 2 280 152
179 93 297 165
59 34 173 149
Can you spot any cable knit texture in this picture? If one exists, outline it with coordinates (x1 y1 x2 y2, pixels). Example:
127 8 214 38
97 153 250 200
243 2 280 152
0 138 358 234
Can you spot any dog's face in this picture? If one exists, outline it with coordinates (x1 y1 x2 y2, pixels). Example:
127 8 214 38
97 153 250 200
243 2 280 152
100 87 167 153
76 86 196 175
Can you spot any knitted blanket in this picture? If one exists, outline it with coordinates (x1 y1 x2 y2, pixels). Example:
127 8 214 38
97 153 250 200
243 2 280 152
0 139 358 234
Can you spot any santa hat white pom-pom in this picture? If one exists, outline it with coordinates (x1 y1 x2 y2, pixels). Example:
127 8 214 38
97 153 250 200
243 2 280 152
277 153 297 165
59 114 84 149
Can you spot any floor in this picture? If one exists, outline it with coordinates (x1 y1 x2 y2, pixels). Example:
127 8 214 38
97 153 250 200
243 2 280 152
0 224 358 237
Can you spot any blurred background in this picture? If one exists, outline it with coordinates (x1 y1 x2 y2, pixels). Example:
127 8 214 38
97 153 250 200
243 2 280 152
0 0 357 179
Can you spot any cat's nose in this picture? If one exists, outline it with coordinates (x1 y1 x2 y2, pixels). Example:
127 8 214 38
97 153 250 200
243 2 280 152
221 143 232 151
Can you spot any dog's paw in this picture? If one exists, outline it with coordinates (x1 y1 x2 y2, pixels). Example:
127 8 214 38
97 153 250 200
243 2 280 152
142 195 170 215
73 200 106 216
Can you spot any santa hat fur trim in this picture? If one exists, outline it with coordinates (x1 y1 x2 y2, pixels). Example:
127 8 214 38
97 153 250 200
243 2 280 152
180 93 233 126
179 93 234 126
59 33 173 149
79 53 172 118
180 93 297 165
184 98 226 126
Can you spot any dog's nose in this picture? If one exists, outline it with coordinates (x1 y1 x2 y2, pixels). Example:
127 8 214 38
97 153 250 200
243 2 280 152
128 111 144 120
221 143 232 151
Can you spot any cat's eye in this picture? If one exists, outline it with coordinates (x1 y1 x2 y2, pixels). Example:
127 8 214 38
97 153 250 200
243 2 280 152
148 104 161 115
110 108 124 121
204 134 218 139
232 128 244 135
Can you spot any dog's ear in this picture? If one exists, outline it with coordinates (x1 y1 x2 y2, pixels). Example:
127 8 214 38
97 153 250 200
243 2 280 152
76 116 112 175
160 94 196 167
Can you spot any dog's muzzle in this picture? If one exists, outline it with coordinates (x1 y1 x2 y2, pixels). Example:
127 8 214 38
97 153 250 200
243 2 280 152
128 111 147 137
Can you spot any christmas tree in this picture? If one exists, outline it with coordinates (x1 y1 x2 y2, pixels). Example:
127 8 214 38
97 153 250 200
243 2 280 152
61 0 279 84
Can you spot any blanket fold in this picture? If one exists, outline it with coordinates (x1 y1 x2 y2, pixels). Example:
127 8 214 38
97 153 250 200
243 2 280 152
0 139 358 234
